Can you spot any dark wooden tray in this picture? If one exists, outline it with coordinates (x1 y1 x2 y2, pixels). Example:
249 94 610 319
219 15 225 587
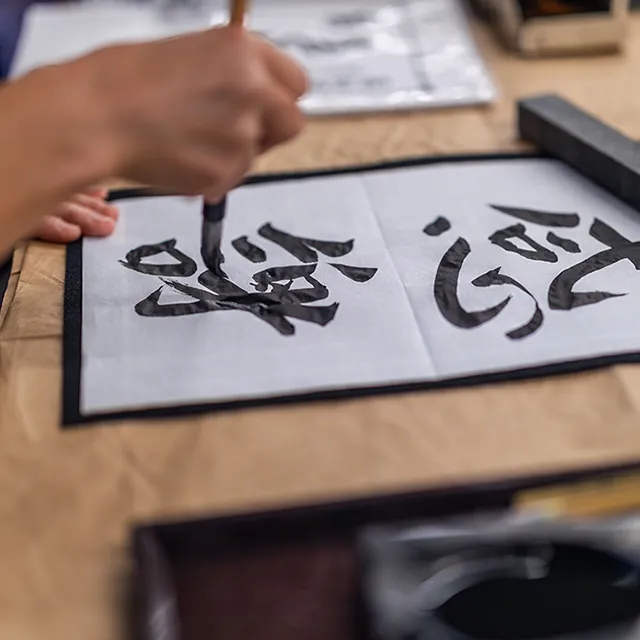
132 460 640 640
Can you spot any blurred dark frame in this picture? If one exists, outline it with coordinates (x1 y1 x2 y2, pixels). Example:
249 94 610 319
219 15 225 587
133 460 640 640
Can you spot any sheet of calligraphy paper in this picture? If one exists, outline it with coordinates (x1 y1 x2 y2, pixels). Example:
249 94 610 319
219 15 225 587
12 0 495 115
75 157 640 419
80 179 433 416
367 158 640 378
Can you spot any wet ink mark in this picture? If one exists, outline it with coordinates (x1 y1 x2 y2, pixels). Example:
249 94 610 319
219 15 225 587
589 219 640 269
429 204 640 342
258 224 354 262
152 273 336 336
434 237 511 329
252 264 318 292
547 231 581 254
134 286 217 318
423 216 451 237
590 218 630 250
121 222 376 337
329 263 378 283
200 200 228 279
198 270 246 296
231 236 267 263
258 225 318 263
548 242 640 310
489 224 558 263
120 239 197 277
490 204 580 228
304 236 355 258
472 268 543 340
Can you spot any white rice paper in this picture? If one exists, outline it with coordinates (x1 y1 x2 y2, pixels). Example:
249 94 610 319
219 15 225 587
78 158 640 417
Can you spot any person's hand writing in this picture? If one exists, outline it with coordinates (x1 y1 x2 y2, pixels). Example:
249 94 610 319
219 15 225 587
0 26 308 255
77 27 308 200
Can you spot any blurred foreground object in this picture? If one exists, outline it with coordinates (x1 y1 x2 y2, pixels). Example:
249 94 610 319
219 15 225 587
11 0 496 115
474 0 630 56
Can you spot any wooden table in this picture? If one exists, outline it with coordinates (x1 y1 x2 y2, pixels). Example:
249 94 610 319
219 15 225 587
3 15 640 640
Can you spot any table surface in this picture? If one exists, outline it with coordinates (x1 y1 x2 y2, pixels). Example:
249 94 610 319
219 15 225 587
4 14 640 640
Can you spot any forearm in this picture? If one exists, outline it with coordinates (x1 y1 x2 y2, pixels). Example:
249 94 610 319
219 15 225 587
0 63 118 256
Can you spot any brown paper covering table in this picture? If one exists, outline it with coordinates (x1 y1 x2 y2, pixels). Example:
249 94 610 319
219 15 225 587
3 16 640 640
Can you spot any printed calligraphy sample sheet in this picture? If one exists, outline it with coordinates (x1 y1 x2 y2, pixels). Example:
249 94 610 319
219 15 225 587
68 156 640 423
13 0 495 115
217 0 496 114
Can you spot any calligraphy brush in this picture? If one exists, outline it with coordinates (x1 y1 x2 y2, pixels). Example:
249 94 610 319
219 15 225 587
230 0 250 26
200 0 251 278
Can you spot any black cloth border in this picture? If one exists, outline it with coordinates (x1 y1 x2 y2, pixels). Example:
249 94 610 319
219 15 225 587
64 151 640 427
0 252 12 314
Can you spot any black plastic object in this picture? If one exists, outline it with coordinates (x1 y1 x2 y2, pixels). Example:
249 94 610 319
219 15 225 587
131 462 640 640
360 520 640 640
518 94 640 212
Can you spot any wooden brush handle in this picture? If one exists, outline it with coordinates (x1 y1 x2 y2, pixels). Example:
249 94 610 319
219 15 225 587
230 0 249 26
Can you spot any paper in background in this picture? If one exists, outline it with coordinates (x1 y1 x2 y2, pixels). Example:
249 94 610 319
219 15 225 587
11 0 496 115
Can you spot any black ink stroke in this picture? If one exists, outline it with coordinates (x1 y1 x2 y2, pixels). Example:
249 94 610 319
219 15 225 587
472 268 543 340
120 239 197 277
589 219 640 269
153 267 337 336
490 205 580 228
490 224 558 263
434 238 511 329
258 224 354 262
135 286 217 317
175 274 330 308
548 242 640 310
200 246 227 280
329 263 378 282
268 301 339 328
231 236 267 263
258 224 317 262
272 276 330 305
200 200 227 279
423 216 451 237
547 232 581 254
252 264 318 292
157 279 298 335
304 237 354 258
198 271 247 296
123 220 378 337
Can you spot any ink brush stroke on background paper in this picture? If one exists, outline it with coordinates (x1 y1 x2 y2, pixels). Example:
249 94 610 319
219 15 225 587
69 156 640 423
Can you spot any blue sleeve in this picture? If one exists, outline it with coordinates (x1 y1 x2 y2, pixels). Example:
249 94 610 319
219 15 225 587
0 2 31 79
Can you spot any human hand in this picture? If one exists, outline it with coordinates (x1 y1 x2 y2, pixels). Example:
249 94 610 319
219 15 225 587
71 27 308 200
0 27 307 255
33 188 118 243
